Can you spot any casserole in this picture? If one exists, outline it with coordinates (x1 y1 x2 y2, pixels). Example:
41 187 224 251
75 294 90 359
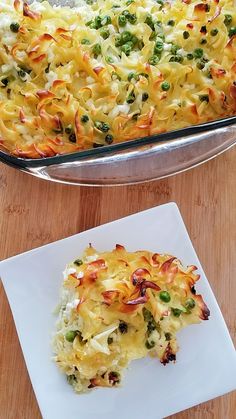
53 244 209 393
0 0 236 184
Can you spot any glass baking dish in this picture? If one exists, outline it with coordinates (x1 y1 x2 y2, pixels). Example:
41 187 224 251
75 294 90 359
1 0 236 185
0 116 236 185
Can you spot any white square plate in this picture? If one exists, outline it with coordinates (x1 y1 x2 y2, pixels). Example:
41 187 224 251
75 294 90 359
1 203 236 419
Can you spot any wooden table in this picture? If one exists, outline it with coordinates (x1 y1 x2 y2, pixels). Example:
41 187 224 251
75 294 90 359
0 147 236 419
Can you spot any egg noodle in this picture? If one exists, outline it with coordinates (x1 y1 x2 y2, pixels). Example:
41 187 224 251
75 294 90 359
53 245 210 392
0 0 235 158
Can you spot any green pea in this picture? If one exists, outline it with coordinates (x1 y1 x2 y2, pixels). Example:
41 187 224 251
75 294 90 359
138 40 144 50
131 34 138 45
196 61 205 70
92 43 101 57
45 64 50 74
112 372 120 382
202 56 209 64
1 78 9 87
119 321 128 333
126 90 135 103
149 33 156 42
187 53 194 60
20 66 31 74
126 13 137 24
183 31 190 39
142 92 149 101
145 340 155 349
206 70 212 79
200 39 207 45
100 28 110 39
18 69 27 79
157 33 165 41
118 14 127 27
88 21 96 29
53 126 63 134
109 371 120 383
171 308 182 317
101 15 111 26
167 20 175 26
65 331 77 342
120 31 133 44
10 22 20 33
165 332 172 341
95 121 110 132
159 290 171 301
139 72 149 79
131 112 139 120
121 42 133 56
105 134 113 144
169 55 183 63
74 259 83 266
65 124 73 134
67 374 77 385
147 319 157 336
171 44 180 55
94 16 102 29
122 10 130 17
145 14 155 31
81 38 91 45
111 71 121 80
142 308 159 336
224 14 232 26
127 72 138 81
193 48 204 58
86 20 93 27
154 41 164 54
81 115 89 123
142 307 153 322
185 298 196 309
148 55 160 65
69 133 76 143
210 28 218 36
229 27 236 37
105 56 114 63
115 36 122 47
204 57 210 67
132 112 140 121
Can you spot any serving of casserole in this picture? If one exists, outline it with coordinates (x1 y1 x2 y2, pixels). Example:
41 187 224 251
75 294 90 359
53 244 210 393
0 0 235 159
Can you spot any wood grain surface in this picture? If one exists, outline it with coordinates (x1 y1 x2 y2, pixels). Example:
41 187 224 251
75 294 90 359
0 147 236 419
